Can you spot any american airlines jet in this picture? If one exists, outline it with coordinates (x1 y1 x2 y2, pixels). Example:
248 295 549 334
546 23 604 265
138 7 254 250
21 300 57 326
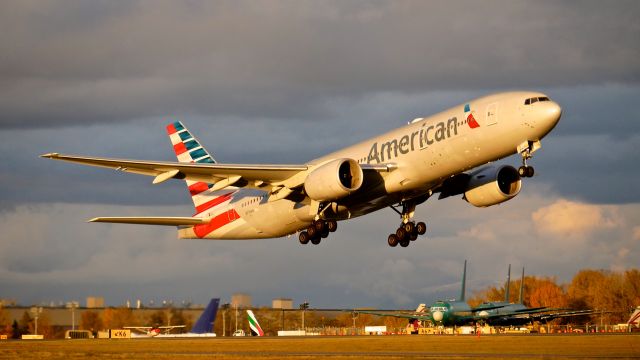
42 91 561 247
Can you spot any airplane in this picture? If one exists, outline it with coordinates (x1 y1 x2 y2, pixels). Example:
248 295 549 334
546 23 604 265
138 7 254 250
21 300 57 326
354 260 508 327
627 306 640 331
126 298 219 338
41 91 562 247
354 262 598 328
247 310 265 336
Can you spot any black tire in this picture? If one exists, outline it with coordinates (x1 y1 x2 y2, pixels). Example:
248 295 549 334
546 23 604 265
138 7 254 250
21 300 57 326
518 166 527 177
396 227 407 240
527 166 535 177
400 238 410 247
307 226 317 238
320 228 329 238
416 222 427 235
314 220 326 232
299 232 310 245
327 220 338 232
410 232 418 241
404 222 415 234
311 236 321 245
388 234 399 247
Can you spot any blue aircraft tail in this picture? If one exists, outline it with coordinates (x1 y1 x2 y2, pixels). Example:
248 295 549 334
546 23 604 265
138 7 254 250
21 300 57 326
191 298 220 334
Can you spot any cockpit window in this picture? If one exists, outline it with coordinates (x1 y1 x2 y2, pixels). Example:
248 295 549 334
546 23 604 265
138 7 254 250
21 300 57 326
524 96 551 105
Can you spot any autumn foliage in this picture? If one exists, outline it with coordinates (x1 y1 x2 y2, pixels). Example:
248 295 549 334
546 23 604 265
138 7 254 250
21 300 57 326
469 268 640 323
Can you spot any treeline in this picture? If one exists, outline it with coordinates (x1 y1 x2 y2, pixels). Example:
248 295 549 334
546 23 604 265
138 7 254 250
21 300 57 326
468 268 640 324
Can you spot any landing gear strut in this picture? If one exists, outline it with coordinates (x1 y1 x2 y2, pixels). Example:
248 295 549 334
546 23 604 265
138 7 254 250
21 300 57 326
387 201 427 248
299 219 337 245
518 140 540 178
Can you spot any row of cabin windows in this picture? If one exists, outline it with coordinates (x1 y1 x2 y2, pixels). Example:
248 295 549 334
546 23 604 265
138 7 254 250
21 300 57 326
524 96 550 105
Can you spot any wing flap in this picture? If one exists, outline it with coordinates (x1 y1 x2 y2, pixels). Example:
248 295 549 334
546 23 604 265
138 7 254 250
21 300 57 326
89 217 207 226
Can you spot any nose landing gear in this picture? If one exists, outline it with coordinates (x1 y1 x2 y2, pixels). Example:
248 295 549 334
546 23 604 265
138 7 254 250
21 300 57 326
517 140 541 178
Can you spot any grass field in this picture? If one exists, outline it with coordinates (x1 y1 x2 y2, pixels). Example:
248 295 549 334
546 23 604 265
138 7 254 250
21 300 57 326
1 334 639 359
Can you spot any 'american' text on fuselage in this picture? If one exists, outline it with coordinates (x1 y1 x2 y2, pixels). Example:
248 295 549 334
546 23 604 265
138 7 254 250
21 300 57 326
368 117 459 163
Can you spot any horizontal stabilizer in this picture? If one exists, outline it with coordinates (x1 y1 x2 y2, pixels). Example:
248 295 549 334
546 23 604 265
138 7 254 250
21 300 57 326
89 217 207 226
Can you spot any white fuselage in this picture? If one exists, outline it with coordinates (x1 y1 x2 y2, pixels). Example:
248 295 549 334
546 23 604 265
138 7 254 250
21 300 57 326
178 91 561 239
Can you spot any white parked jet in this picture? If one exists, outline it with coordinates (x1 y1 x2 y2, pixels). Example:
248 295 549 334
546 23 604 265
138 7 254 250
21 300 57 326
42 91 561 247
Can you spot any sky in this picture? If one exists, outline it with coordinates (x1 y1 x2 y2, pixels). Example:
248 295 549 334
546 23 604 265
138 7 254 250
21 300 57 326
1 0 639 309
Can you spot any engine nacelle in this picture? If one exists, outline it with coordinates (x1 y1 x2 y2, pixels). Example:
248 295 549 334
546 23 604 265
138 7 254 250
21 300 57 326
304 159 364 201
464 165 521 207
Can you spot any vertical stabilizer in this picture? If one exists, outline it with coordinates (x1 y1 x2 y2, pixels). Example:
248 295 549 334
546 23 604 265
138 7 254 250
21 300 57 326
628 306 640 327
505 264 511 303
247 310 264 336
191 298 220 334
519 267 525 304
166 121 236 215
460 260 467 301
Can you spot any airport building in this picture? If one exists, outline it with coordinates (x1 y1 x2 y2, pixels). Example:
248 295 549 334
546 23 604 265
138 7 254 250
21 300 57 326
272 298 293 309
230 293 252 308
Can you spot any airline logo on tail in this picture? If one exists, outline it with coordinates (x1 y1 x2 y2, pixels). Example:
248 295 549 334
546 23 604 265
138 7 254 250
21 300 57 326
247 310 264 336
464 104 480 129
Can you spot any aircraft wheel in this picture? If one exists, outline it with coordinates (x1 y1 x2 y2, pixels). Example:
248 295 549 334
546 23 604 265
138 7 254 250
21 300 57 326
400 238 410 247
388 234 399 247
403 222 415 234
410 231 418 241
518 166 527 177
327 220 338 232
314 220 326 232
299 232 310 245
527 166 535 177
396 227 407 240
311 236 321 245
416 222 427 235
320 228 329 238
307 226 317 238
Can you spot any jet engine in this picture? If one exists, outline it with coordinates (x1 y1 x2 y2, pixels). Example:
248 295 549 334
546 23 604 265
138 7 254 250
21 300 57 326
304 158 363 201
464 165 521 207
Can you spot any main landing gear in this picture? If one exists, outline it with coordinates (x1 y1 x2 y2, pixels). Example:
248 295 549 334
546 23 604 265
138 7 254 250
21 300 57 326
299 219 338 245
387 202 427 248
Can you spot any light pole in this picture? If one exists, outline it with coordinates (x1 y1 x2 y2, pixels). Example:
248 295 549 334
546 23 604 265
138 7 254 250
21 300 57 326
30 307 43 335
66 302 79 331
299 302 309 331
221 303 230 337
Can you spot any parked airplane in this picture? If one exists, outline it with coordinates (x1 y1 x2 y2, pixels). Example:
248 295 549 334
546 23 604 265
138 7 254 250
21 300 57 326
126 298 219 338
42 91 561 247
356 260 505 326
359 262 598 327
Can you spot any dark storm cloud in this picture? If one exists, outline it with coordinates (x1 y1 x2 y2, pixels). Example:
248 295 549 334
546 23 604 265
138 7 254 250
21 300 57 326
1 0 639 128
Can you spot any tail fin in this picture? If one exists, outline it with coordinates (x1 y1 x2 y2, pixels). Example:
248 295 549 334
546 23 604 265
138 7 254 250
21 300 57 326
415 304 427 313
505 264 511 303
191 298 220 334
247 310 264 336
166 121 234 212
518 267 525 304
459 260 467 301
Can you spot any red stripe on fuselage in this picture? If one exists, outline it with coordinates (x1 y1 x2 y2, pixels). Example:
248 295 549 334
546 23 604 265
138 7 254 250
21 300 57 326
166 124 178 135
193 209 240 238
173 142 187 155
193 192 234 215
189 182 211 196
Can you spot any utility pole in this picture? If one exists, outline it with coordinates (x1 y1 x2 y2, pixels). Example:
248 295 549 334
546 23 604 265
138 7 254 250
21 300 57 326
66 302 79 331
234 304 238 333
221 303 229 337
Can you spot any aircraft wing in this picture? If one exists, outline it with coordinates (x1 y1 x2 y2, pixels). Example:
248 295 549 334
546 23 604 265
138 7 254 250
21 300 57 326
89 217 208 226
40 153 393 191
351 309 433 322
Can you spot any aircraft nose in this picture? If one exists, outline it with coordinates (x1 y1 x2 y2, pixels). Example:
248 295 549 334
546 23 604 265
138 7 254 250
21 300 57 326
432 311 443 322
542 101 562 128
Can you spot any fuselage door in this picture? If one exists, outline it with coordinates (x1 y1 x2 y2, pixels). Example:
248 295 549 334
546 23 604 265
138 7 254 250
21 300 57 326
486 103 498 126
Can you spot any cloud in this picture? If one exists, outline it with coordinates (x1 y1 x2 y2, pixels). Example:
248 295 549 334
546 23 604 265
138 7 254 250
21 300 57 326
531 199 618 239
1 1 639 128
